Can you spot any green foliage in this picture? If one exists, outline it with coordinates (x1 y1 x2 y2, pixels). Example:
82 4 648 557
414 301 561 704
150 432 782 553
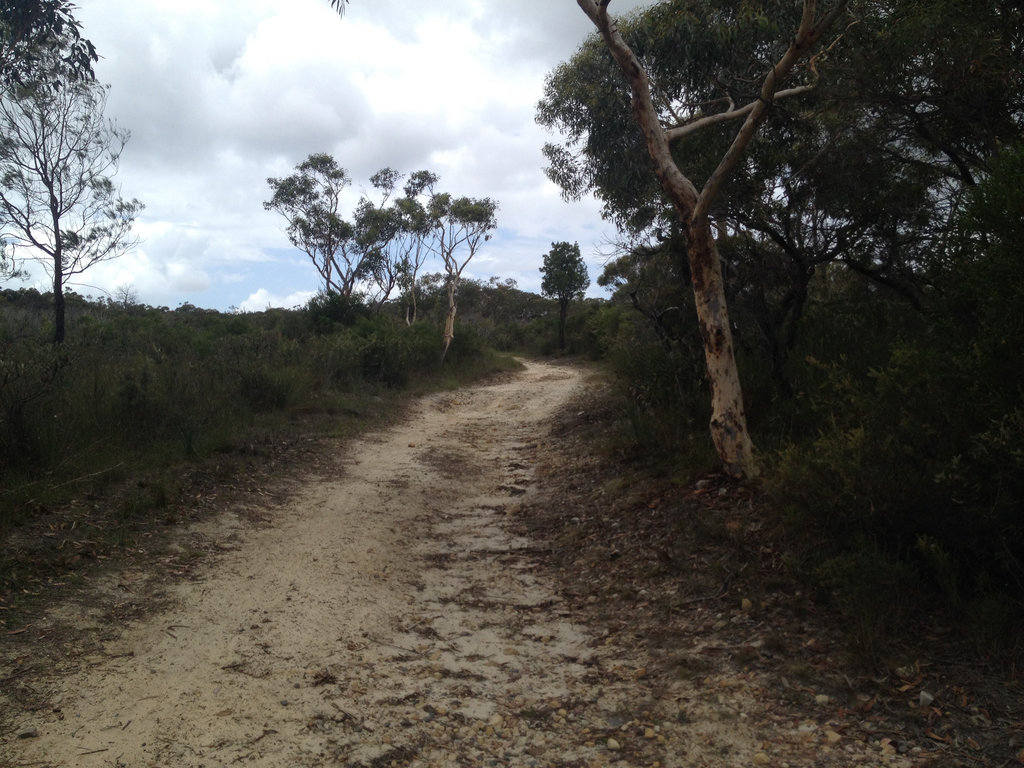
540 241 589 303
763 146 1024 657
813 543 923 667
537 0 1024 658
540 241 590 351
600 300 713 465
0 288 509 533
264 154 360 297
307 290 370 331
538 0 807 234
0 0 97 89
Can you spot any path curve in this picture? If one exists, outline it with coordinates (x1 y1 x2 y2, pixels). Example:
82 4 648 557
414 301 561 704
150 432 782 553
5 360 662 767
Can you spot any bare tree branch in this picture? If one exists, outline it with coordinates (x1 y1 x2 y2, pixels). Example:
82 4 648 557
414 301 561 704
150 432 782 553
695 0 851 220
665 83 818 142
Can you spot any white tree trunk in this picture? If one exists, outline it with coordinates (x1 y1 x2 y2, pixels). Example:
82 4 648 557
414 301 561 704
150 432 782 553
440 279 457 363
575 0 850 479
686 217 755 477
576 0 758 478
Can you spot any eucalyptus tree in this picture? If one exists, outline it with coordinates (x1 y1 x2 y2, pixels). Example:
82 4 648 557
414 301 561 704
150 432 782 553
540 241 590 351
718 0 1024 359
0 64 142 343
429 194 498 362
796 0 1024 297
553 0 851 479
353 167 447 319
354 167 405 312
264 153 365 298
396 170 439 324
545 0 1023 412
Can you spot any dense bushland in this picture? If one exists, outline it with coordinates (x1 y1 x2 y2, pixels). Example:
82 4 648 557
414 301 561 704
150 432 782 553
0 285 524 537
766 149 1024 658
536 0 1024 663
587 147 1024 663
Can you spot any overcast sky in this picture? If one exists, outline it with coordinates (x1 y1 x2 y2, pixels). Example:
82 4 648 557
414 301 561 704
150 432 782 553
19 0 652 311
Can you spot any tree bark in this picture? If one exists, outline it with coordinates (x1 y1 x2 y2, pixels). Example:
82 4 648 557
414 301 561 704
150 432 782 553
686 217 753 477
558 298 569 351
51 200 66 344
405 288 417 326
575 0 849 479
53 265 65 344
576 0 756 478
440 278 457 363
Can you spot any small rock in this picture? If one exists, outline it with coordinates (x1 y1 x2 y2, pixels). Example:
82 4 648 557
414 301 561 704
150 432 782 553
824 729 842 745
753 753 771 765
919 690 935 707
607 737 621 750
17 727 39 739
741 598 753 612
814 694 831 706
644 727 657 739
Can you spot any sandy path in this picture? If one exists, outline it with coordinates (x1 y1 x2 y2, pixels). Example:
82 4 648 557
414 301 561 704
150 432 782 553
7 359 687 767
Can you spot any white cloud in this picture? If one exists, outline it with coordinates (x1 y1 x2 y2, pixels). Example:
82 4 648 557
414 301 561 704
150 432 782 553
63 0 654 309
239 287 317 313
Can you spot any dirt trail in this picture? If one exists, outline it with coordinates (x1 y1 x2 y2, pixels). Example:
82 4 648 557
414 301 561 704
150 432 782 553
6 359 759 768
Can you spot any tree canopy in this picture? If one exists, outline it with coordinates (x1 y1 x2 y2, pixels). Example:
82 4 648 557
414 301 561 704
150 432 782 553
0 66 142 342
540 241 590 351
264 156 498 359
264 153 363 298
546 0 1023 400
565 0 851 478
0 0 97 90
430 193 498 362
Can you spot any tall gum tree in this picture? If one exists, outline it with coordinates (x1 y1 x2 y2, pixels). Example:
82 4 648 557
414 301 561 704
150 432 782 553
429 194 498 363
264 153 362 298
354 167 405 312
0 70 142 343
574 0 851 479
396 170 440 325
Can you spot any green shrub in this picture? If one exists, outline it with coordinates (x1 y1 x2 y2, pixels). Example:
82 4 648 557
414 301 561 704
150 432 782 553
765 148 1024 652
0 288 506 532
307 291 370 331
814 543 923 666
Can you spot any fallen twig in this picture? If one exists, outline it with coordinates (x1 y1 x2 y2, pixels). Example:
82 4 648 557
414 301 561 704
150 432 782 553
251 728 277 744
